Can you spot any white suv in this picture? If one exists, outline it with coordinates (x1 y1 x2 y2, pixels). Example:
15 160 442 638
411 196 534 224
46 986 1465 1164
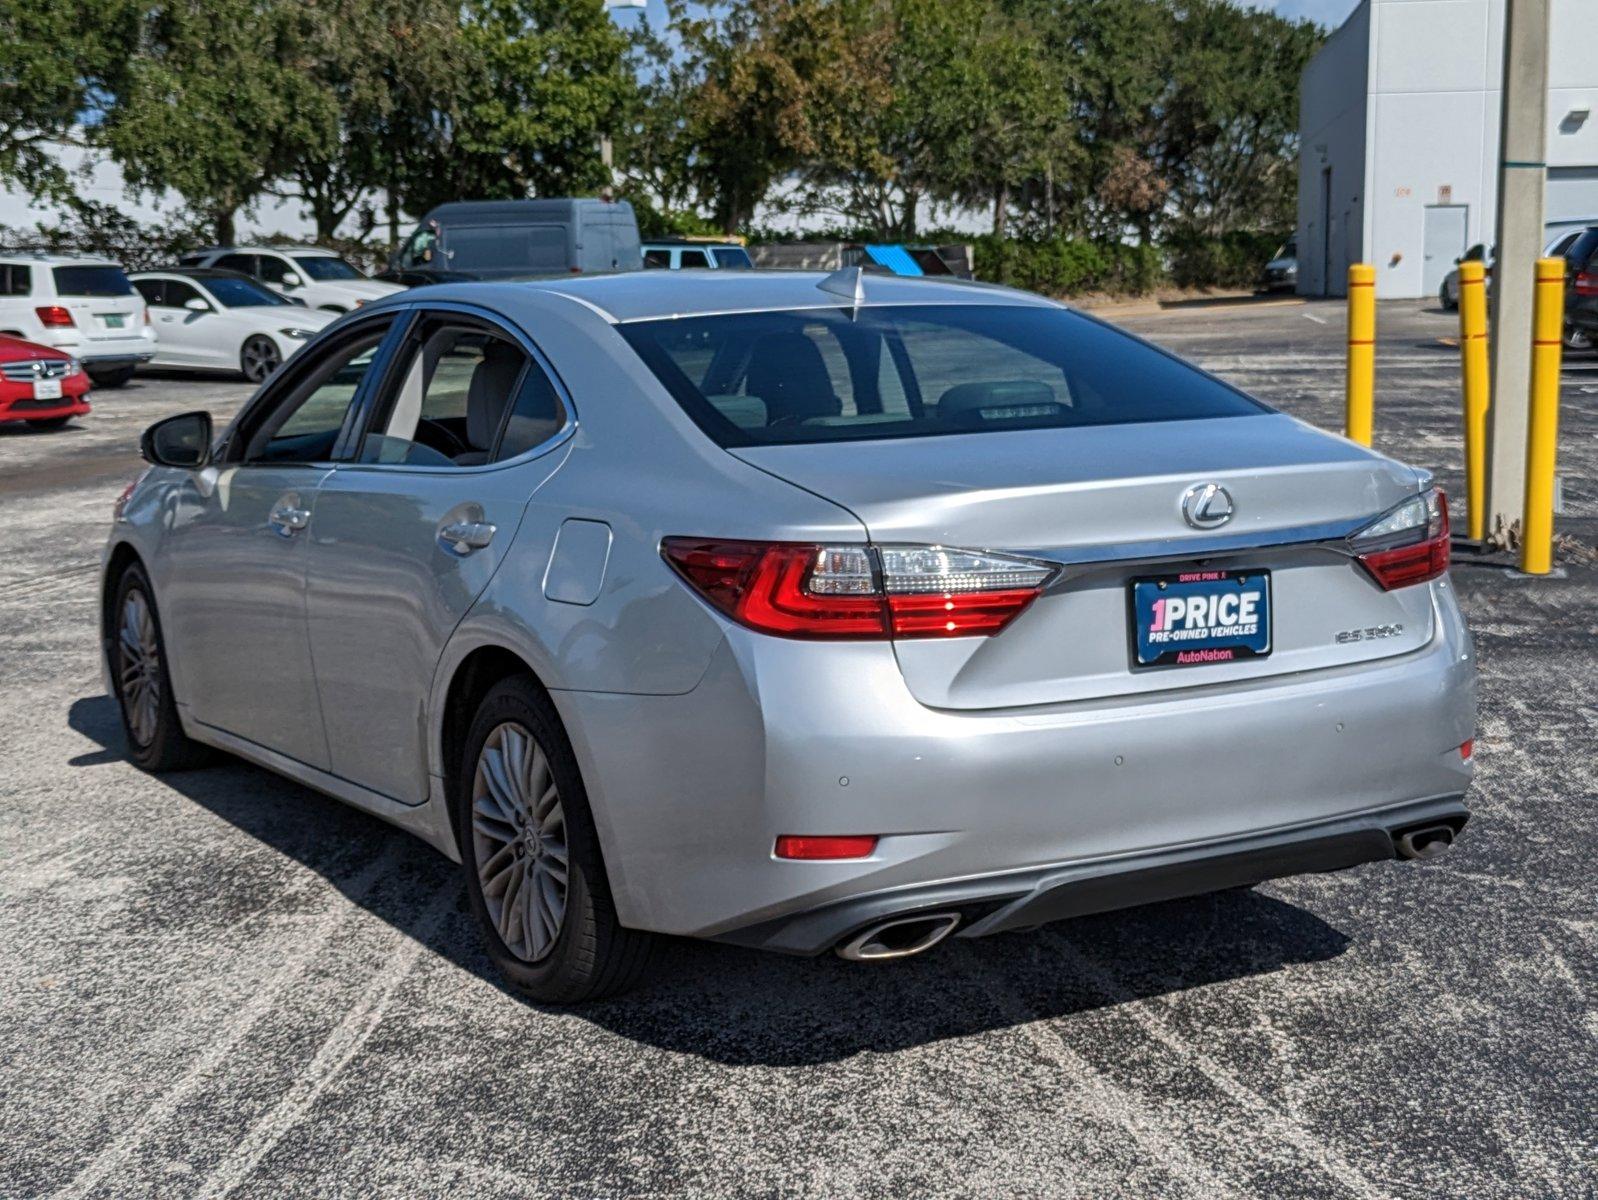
179 245 402 312
0 254 157 387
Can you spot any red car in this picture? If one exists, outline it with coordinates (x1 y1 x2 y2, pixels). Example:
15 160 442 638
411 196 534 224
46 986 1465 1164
0 334 91 429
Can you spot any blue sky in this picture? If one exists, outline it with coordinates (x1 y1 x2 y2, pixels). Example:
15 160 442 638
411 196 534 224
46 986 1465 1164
1244 0 1360 27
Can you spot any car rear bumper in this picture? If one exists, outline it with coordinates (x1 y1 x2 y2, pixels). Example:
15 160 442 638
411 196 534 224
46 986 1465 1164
718 793 1469 954
556 578 1474 947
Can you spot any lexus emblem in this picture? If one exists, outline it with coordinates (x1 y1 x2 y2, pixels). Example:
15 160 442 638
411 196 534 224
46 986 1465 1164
1181 482 1234 530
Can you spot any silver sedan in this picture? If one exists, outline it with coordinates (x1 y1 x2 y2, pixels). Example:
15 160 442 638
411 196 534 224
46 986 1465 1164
101 270 1475 1002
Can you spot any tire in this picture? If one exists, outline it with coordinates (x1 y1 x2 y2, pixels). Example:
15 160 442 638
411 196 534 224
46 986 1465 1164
26 415 72 430
454 677 658 1003
240 335 282 383
1563 323 1592 353
1439 282 1456 311
110 563 207 772
88 366 136 388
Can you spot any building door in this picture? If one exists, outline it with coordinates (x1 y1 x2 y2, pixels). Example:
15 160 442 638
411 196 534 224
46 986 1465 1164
1320 167 1333 296
1422 206 1468 297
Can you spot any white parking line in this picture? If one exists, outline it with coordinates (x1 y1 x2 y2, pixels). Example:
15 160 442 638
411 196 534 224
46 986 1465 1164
1301 312 1328 325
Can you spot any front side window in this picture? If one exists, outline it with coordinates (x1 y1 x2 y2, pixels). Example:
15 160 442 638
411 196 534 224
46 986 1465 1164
214 253 257 276
619 304 1265 447
642 248 670 269
52 265 133 297
293 255 362 281
359 320 562 467
237 322 393 464
256 255 293 285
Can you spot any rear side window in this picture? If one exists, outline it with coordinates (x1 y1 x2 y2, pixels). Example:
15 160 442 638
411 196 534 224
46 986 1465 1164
712 247 753 269
133 279 166 306
52 266 133 297
679 248 709 269
618 304 1265 447
445 224 566 272
1567 230 1598 266
1 265 32 295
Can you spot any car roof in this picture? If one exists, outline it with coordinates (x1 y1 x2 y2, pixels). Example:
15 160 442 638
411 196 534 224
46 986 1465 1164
423 198 632 225
195 245 333 256
482 269 1058 324
0 252 120 266
133 267 262 283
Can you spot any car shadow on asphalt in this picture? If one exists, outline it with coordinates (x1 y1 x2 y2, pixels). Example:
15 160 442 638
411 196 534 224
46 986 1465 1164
69 693 1351 1068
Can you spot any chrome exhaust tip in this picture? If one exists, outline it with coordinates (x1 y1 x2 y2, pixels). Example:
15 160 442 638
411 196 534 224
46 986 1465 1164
1395 824 1456 861
835 912 961 962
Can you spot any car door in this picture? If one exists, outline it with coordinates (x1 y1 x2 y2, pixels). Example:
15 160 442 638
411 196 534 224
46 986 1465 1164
303 305 573 803
145 277 221 368
154 314 403 769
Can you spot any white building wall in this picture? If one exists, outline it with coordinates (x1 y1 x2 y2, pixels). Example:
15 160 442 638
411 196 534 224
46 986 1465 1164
1298 0 1371 298
1299 0 1598 300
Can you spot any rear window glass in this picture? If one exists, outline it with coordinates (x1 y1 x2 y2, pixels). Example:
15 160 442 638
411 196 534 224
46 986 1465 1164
444 224 566 271
52 266 133 297
618 304 1265 447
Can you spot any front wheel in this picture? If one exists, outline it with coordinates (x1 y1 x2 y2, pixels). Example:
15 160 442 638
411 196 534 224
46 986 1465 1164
240 335 282 383
111 563 206 772
1439 282 1456 311
88 366 136 388
455 677 659 1003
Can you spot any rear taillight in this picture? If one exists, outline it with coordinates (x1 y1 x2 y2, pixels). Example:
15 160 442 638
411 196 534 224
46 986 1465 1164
1349 487 1450 590
660 539 1055 639
36 305 75 328
1576 271 1598 297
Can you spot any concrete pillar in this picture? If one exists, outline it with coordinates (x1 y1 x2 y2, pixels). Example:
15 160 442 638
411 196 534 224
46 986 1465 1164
1484 0 1552 544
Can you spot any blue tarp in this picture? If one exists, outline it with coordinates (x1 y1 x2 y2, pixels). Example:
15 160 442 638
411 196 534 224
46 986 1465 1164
862 244 924 276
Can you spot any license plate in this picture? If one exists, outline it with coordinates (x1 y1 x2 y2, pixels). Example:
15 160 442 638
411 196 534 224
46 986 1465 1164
1131 569 1271 668
33 378 63 400
100 313 126 329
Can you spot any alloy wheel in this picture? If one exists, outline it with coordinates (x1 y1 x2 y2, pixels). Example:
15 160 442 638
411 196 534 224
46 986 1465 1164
241 336 282 383
118 589 161 747
471 722 569 963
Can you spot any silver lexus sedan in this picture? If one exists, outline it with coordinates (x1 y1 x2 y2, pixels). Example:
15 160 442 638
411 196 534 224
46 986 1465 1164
102 269 1475 1002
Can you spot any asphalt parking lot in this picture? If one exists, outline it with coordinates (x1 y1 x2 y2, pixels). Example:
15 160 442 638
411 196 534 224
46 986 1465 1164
3 300 1595 1198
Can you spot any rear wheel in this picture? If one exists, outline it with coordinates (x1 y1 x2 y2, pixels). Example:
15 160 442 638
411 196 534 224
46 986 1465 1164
1439 281 1456 311
240 336 282 383
454 677 658 1003
26 415 72 430
88 366 136 388
111 563 206 772
1563 323 1592 352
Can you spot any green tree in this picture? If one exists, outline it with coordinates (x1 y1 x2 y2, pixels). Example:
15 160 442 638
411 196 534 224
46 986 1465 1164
102 0 331 243
0 0 138 200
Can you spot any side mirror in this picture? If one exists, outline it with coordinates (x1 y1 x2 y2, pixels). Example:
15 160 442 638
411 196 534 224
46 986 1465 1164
185 297 211 313
281 272 303 288
141 411 212 469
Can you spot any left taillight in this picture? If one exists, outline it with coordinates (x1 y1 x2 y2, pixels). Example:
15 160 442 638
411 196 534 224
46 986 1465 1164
660 539 1055 639
1349 487 1450 590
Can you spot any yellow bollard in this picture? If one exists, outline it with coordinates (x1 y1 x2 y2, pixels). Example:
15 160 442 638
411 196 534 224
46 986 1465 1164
1457 260 1491 541
1346 263 1376 445
1519 258 1565 574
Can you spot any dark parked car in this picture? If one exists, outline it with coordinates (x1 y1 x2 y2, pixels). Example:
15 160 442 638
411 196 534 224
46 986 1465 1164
1559 226 1598 352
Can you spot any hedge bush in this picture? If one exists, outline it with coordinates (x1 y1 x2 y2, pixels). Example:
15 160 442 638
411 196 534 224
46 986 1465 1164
970 230 1289 297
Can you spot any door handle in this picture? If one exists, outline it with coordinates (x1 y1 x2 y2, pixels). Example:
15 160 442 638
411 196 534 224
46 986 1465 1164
439 520 496 554
269 504 311 536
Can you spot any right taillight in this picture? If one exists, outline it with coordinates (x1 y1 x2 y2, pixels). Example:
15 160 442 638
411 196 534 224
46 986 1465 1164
36 305 75 328
1575 270 1598 297
660 539 1055 639
1349 487 1450 590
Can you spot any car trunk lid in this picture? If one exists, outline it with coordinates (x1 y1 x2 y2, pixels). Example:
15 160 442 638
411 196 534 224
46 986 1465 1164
732 413 1437 709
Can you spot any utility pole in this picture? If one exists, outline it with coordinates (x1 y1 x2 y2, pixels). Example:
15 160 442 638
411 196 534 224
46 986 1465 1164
1483 0 1552 545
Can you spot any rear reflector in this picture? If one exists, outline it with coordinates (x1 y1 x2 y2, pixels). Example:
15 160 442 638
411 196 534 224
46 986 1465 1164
35 305 74 328
662 539 1055 639
1459 739 1473 761
1349 487 1450 590
775 835 878 860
